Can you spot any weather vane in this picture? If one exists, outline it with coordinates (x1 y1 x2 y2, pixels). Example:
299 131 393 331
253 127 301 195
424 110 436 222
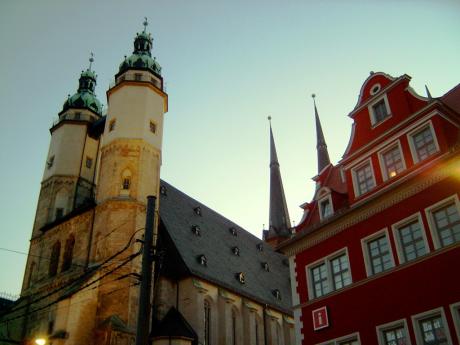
89 52 94 70
143 17 148 31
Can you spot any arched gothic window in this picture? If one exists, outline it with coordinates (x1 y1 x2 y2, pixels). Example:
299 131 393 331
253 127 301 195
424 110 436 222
204 300 211 345
49 241 61 277
27 262 36 288
54 188 69 221
61 235 75 272
231 309 237 345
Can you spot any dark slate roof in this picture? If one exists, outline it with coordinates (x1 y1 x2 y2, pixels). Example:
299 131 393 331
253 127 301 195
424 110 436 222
158 180 293 315
152 307 197 341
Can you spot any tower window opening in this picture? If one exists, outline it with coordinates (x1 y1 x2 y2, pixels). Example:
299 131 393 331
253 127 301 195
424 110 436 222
135 73 142 81
109 119 116 132
49 241 61 277
55 208 64 220
61 235 75 272
149 121 157 134
75 112 81 120
85 157 93 169
47 156 55 169
122 178 131 190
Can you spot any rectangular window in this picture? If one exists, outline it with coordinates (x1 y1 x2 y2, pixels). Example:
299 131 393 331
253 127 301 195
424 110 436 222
381 145 404 179
450 302 460 343
311 263 329 298
353 161 376 196
330 254 351 290
319 334 360 345
372 99 389 124
135 73 142 81
85 157 93 169
382 326 407 345
308 250 351 300
367 235 393 274
419 315 448 345
431 201 460 247
410 125 438 162
338 340 358 345
395 218 427 263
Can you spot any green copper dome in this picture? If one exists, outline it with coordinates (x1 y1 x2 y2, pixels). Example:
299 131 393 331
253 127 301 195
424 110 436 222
118 22 162 76
62 67 102 116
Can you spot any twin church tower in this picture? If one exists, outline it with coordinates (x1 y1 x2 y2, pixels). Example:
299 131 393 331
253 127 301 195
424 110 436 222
21 20 168 344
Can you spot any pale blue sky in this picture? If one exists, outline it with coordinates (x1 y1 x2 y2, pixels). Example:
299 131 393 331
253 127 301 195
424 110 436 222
0 0 459 295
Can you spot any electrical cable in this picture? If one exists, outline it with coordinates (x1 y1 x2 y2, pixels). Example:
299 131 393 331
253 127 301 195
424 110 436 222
1 227 144 317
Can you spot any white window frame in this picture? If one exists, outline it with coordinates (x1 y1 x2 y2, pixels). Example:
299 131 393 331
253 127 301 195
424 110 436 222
391 212 430 264
407 120 440 164
450 302 460 343
411 307 453 345
351 157 377 198
377 141 406 181
317 332 361 345
368 93 392 127
424 194 460 249
361 228 395 277
318 194 334 221
376 318 412 345
306 247 352 300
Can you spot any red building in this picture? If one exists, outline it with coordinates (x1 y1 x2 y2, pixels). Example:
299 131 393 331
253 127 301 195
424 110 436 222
279 72 460 345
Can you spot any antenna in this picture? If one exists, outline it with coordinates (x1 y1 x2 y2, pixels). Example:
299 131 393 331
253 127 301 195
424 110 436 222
89 52 94 71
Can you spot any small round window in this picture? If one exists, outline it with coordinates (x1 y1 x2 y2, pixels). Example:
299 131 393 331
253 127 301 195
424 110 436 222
370 84 381 95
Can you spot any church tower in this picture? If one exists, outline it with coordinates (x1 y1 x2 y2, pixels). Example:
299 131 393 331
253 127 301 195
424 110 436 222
31 55 102 237
90 18 168 334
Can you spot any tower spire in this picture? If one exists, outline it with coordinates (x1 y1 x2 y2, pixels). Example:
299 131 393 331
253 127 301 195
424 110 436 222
88 52 94 71
312 94 331 173
266 117 291 242
425 84 433 100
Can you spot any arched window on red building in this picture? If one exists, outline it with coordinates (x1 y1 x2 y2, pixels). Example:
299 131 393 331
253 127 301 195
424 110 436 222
61 235 75 272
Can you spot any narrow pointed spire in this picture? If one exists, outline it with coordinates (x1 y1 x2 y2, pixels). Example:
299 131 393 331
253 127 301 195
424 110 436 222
312 94 331 173
88 52 94 71
425 85 433 100
266 117 291 242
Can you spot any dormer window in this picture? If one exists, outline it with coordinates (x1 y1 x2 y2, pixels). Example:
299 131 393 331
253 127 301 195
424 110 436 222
229 227 237 236
272 289 281 300
262 262 269 272
319 196 333 220
160 185 167 196
197 255 207 266
191 225 201 236
369 95 391 126
194 207 202 216
257 243 263 252
236 272 245 284
232 246 240 256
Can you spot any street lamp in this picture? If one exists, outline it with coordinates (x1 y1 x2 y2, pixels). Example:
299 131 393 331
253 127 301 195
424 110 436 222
35 338 46 345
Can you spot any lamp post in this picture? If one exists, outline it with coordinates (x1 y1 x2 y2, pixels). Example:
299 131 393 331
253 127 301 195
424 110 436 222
35 338 46 345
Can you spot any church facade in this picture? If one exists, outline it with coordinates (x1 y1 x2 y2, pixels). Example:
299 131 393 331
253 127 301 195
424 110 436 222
279 73 460 345
0 23 294 345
